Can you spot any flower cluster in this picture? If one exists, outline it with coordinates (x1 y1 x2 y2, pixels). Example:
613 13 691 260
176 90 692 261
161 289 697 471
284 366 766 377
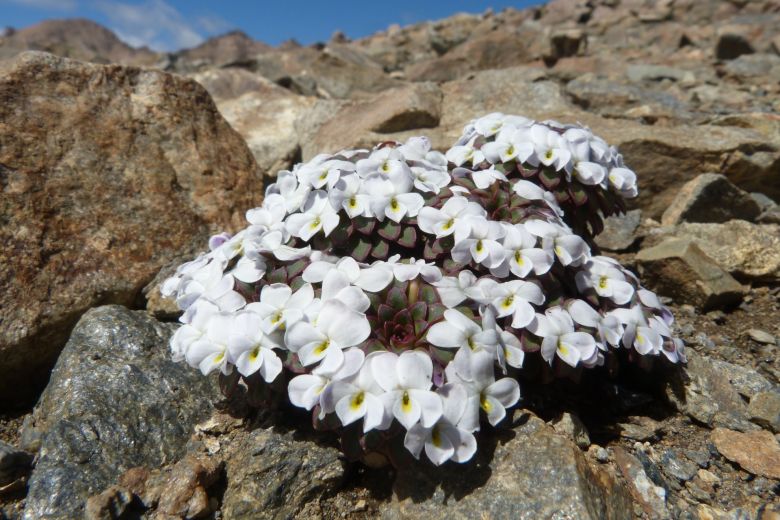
162 113 685 466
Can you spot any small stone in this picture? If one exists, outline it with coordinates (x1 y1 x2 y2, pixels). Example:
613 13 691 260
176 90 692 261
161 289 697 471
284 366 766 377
595 447 610 463
661 174 761 226
711 428 780 479
552 411 591 449
635 238 746 310
684 449 711 469
547 28 586 61
747 329 777 345
708 358 773 399
660 449 699 482
614 447 669 518
696 469 720 486
0 441 33 488
595 209 642 252
85 486 135 520
748 391 780 433
618 416 662 442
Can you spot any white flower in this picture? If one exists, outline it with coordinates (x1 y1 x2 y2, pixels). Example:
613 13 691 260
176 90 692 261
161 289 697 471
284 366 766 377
266 170 311 214
488 280 545 329
356 147 409 178
319 268 371 313
184 312 234 375
469 166 509 189
288 348 364 413
427 309 499 354
227 309 283 382
297 156 355 189
248 282 314 334
528 124 572 172
323 354 390 432
491 223 553 278
329 173 371 219
284 300 370 371
303 256 393 293
285 190 340 241
445 349 520 428
171 299 220 362
417 196 486 242
563 127 610 163
371 351 443 429
451 216 506 269
404 383 478 465
527 307 598 368
524 219 589 267
610 305 663 355
607 167 638 198
575 257 635 305
432 270 478 307
176 259 245 312
410 164 450 193
566 299 624 350
480 126 534 165
445 140 486 167
387 255 442 283
364 174 424 223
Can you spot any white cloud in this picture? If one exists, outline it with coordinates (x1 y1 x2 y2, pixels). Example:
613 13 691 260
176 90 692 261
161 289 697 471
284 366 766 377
1 0 78 10
94 0 211 51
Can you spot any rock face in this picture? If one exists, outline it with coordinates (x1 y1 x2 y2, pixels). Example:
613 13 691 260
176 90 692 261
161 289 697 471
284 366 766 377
711 428 780 480
221 427 346 518
661 173 761 225
635 238 746 310
0 51 261 405
21 305 219 520
384 415 632 520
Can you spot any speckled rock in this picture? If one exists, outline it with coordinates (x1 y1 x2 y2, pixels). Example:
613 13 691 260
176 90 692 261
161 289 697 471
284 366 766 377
383 415 632 520
221 427 346 519
21 306 219 520
711 428 780 480
661 174 761 226
0 51 261 405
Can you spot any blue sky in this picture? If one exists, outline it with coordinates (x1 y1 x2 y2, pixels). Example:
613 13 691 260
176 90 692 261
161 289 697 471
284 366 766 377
0 0 541 51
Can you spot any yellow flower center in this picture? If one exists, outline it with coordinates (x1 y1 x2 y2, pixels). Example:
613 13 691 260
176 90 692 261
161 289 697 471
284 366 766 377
390 198 399 211
310 216 321 230
598 276 609 289
401 391 412 413
314 339 330 355
480 393 492 412
502 295 514 309
431 425 442 447
350 392 365 410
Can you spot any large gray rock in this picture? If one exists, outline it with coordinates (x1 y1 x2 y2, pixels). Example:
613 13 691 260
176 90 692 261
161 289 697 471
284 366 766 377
383 415 632 520
21 305 219 520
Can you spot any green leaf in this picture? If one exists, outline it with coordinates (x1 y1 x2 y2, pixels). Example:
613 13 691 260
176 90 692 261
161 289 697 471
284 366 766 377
427 303 446 323
410 301 427 321
539 168 561 189
394 308 412 327
354 217 376 236
377 304 395 323
352 237 371 262
387 286 407 310
378 221 401 241
371 238 389 259
267 267 287 284
286 259 307 280
397 226 417 248
419 284 439 305
414 319 429 336
569 183 588 207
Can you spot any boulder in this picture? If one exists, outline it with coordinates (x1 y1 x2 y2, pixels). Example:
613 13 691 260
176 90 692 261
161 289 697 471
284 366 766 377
663 351 756 432
196 70 318 175
635 238 746 311
0 51 261 406
711 428 780 480
646 221 780 282
661 173 761 225
304 82 442 157
748 391 780 433
383 414 632 520
221 427 345 518
21 306 219 520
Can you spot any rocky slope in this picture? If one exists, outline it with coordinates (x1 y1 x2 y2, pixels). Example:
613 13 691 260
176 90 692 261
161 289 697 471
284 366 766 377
1 0 779 518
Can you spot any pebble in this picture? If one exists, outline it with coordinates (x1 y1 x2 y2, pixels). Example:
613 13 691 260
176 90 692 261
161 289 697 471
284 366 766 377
747 329 777 345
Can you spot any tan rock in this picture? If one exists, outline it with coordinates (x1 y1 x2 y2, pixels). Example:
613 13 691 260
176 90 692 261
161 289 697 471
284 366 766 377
646 220 780 282
305 82 442 157
0 51 261 404
711 428 780 479
635 238 746 310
